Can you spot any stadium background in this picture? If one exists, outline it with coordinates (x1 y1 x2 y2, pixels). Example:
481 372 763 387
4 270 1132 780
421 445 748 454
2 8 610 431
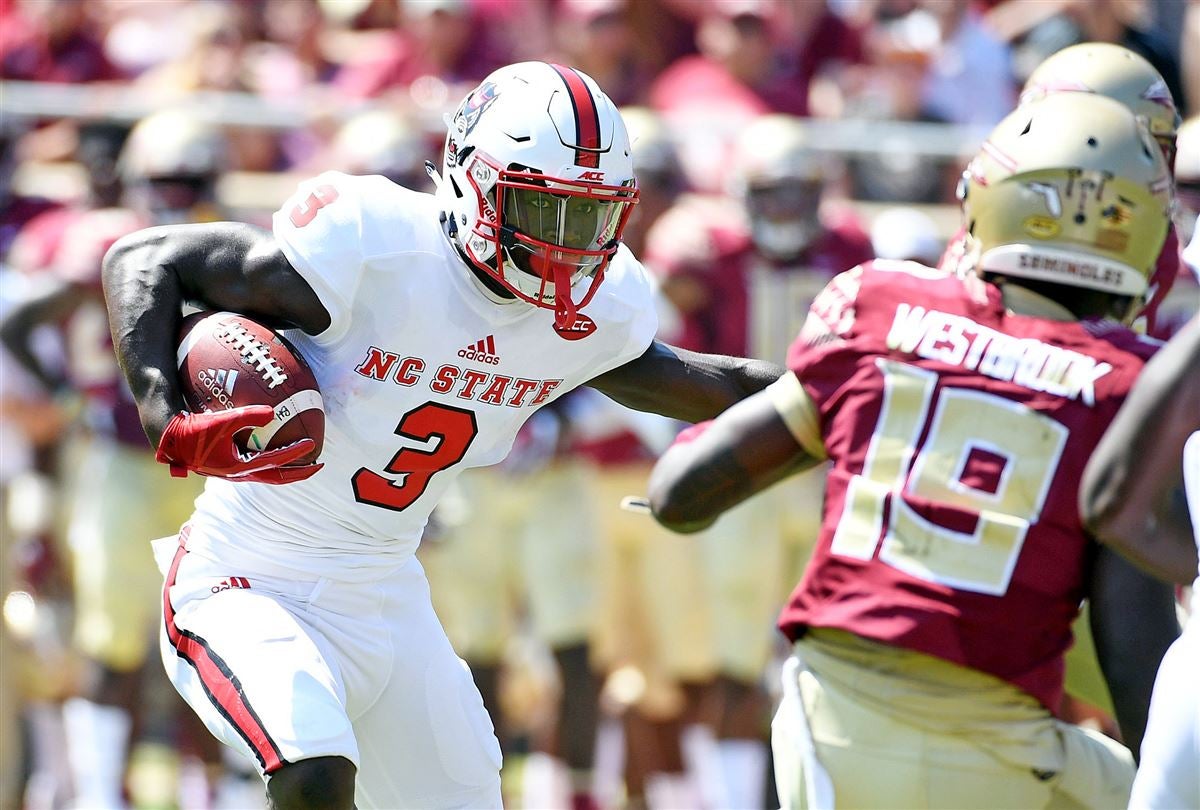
1 0 1197 808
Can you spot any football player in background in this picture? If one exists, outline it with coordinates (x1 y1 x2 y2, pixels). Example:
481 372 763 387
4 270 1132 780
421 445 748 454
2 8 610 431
101 62 783 810
584 106 719 810
646 112 874 809
648 93 1180 808
1080 313 1199 810
2 111 231 809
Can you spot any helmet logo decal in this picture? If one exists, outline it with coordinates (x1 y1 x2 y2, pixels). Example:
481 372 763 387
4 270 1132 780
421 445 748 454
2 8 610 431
579 170 605 181
1140 78 1176 111
460 81 500 137
550 64 601 168
1025 182 1062 216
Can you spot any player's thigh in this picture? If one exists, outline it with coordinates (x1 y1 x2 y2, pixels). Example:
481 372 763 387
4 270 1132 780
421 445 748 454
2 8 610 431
696 491 785 681
519 462 599 649
1128 628 1200 810
351 559 502 810
774 666 1056 810
162 549 358 775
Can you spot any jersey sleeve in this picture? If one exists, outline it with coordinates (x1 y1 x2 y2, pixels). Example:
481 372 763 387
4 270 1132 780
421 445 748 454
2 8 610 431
585 246 660 378
786 265 863 377
272 172 389 344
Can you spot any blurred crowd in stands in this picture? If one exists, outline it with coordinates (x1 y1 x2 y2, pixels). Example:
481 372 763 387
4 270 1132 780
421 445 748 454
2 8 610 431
1 0 1198 808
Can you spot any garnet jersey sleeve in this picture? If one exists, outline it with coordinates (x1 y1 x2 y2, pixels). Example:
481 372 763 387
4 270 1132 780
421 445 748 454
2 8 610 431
272 172 410 344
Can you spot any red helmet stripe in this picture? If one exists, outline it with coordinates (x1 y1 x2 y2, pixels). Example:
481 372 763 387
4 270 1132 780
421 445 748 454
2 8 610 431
551 64 600 168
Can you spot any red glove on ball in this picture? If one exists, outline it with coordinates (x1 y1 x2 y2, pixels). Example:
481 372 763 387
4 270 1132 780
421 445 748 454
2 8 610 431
155 406 323 485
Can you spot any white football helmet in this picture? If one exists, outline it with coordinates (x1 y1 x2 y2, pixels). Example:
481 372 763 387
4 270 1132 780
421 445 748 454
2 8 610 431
437 62 639 328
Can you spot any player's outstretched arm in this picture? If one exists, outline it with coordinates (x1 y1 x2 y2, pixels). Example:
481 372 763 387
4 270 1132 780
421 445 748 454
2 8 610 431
586 340 784 423
102 222 330 449
648 375 822 533
1088 545 1179 761
1080 314 1200 584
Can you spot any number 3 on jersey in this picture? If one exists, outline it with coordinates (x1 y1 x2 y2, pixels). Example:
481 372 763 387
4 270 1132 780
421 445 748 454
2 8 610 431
352 402 479 512
832 359 1068 595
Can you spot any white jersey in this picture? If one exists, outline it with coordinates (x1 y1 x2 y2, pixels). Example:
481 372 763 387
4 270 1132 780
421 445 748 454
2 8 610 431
1185 431 1200 607
186 172 657 580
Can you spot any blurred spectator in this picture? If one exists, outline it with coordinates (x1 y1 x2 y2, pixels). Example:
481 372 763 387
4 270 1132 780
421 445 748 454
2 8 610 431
994 0 1184 108
245 0 340 97
838 2 962 203
650 1 805 123
335 0 510 101
551 0 652 107
919 0 1014 126
1 0 123 83
1183 0 1200 116
101 0 195 78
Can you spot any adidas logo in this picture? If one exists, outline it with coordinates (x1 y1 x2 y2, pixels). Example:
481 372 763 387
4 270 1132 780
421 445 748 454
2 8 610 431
458 335 500 365
196 368 239 408
210 576 251 594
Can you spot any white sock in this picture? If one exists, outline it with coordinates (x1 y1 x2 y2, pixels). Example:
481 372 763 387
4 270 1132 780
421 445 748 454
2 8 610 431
24 701 72 810
591 717 625 810
64 698 132 809
645 772 702 810
681 723 729 809
718 739 768 810
520 752 569 810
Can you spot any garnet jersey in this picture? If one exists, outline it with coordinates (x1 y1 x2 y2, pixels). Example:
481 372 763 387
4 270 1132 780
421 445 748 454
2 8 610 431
185 172 657 580
777 260 1158 711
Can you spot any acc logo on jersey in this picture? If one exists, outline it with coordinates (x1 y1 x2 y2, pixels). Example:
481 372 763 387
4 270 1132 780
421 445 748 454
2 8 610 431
553 313 597 340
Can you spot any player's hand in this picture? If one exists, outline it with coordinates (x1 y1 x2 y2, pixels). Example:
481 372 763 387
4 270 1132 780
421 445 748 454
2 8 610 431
155 407 322 484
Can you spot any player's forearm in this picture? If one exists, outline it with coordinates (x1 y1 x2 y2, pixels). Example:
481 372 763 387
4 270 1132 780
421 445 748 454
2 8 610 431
1089 546 1180 760
102 228 189 447
1081 315 1200 582
649 393 815 533
589 341 784 423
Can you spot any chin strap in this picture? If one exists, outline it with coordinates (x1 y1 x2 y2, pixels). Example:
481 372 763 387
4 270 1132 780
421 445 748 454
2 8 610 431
550 261 578 330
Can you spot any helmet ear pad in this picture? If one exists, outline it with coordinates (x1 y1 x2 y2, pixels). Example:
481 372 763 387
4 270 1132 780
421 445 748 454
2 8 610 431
437 62 639 325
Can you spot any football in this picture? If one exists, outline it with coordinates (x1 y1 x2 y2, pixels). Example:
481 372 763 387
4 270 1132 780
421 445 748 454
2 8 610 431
176 311 324 464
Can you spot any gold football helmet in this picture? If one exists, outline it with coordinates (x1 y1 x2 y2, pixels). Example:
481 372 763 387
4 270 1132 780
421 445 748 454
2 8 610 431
1020 42 1181 162
962 93 1171 310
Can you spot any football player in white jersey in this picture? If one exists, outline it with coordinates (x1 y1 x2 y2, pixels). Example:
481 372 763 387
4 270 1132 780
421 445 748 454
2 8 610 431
101 62 784 810
1081 312 1200 810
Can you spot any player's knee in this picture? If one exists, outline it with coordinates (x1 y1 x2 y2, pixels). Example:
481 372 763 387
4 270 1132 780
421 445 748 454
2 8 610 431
267 756 356 810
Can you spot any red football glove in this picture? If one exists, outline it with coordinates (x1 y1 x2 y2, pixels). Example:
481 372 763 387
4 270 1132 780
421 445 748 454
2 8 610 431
155 407 323 485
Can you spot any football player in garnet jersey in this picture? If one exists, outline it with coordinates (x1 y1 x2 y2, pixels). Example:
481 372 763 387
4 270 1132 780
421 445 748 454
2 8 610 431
648 92 1181 808
102 62 782 810
1080 313 1200 810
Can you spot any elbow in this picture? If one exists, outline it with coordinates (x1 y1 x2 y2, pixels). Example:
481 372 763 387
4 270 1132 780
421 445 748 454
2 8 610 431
1078 466 1135 549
